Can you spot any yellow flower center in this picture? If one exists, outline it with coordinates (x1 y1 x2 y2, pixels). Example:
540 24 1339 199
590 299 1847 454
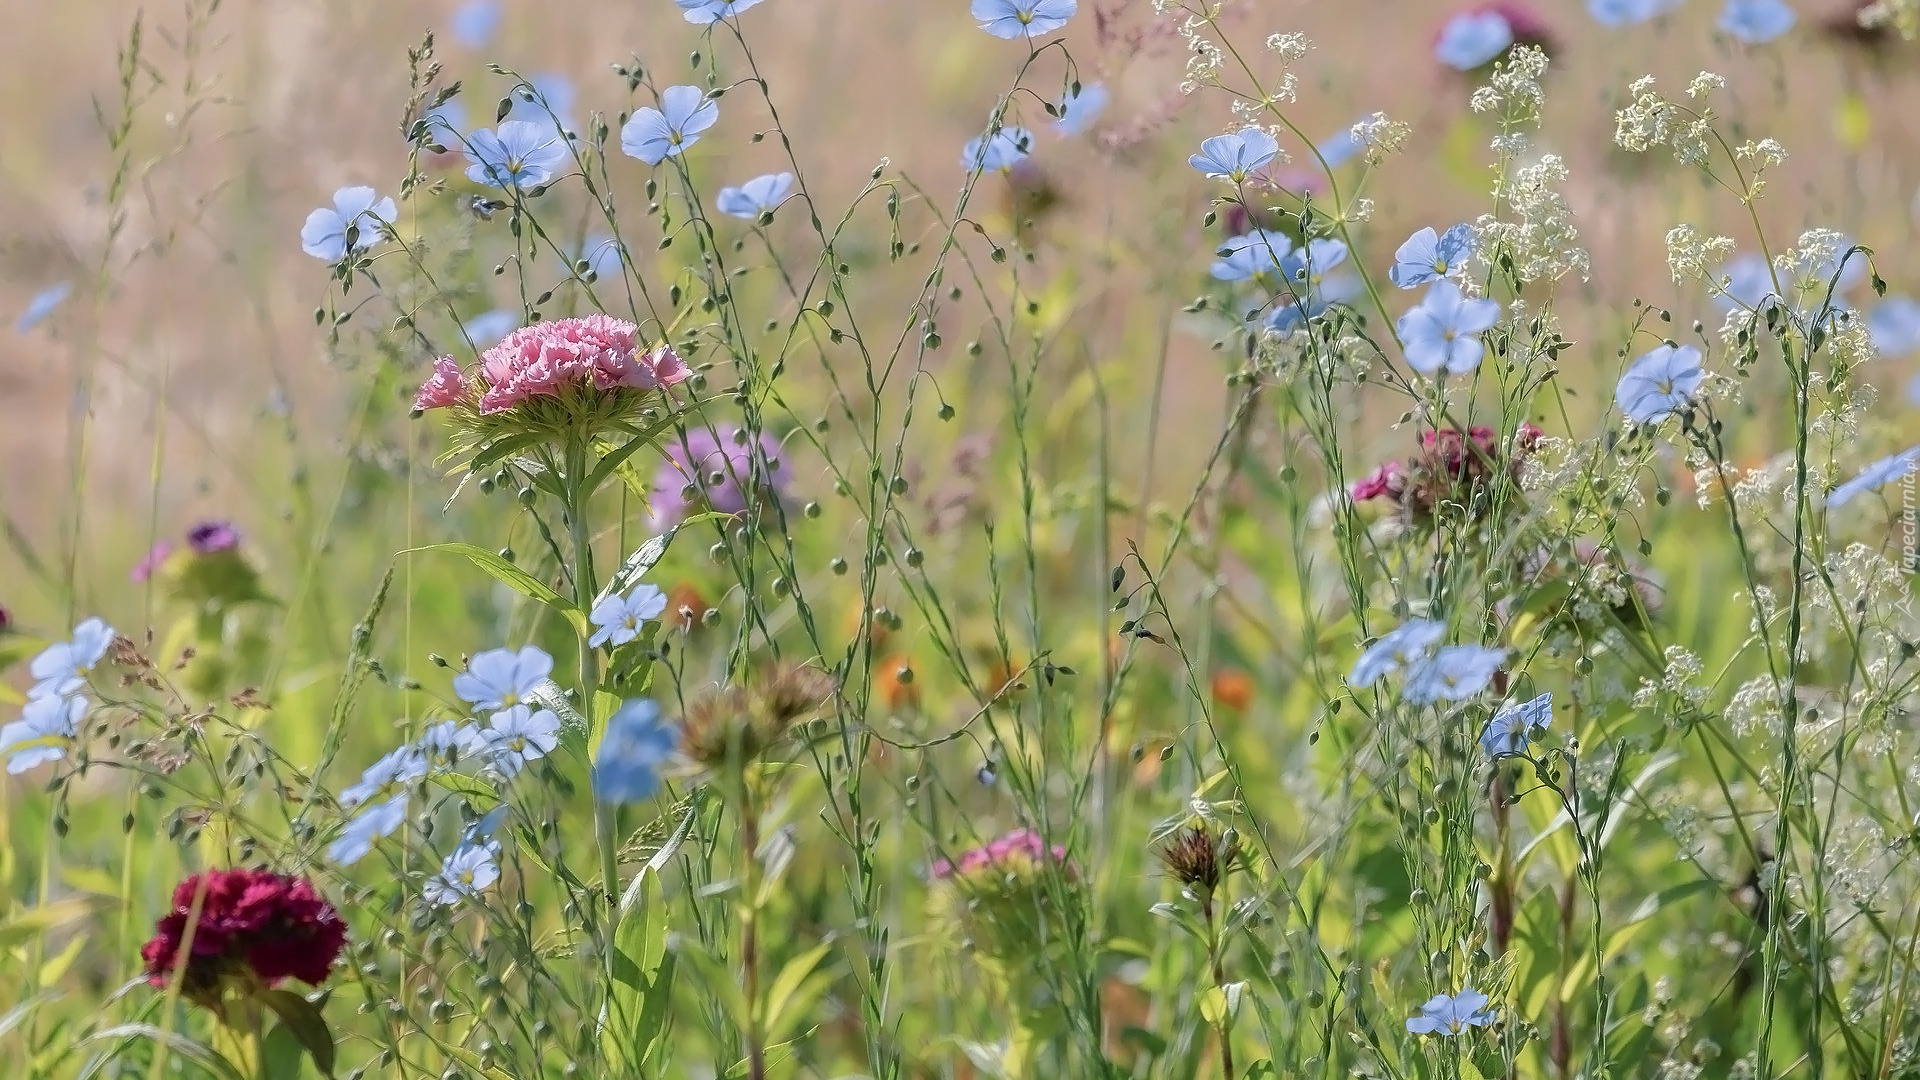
1018 8 1034 23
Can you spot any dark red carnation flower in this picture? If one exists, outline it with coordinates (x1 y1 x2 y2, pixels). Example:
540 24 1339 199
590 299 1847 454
141 869 346 1005
1355 423 1542 524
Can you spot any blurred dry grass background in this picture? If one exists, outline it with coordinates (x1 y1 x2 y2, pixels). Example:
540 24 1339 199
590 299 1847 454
0 0 1915 609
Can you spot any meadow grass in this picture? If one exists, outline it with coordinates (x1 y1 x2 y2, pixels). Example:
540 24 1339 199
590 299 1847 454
3 1 1920 1078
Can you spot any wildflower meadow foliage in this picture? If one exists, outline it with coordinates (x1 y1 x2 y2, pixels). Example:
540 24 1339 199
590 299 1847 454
5 0 1920 1078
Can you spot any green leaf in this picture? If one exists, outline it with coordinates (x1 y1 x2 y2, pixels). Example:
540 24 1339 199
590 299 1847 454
466 431 545 473
437 1044 519 1080
80 1025 247 1080
722 1026 817 1079
761 941 835 1037
261 1021 308 1080
531 679 592 739
0 897 100 951
603 800 699 1070
1198 982 1244 1028
425 770 499 803
402 542 586 634
261 989 336 1078
594 529 678 609
667 935 751 1030
585 434 667 502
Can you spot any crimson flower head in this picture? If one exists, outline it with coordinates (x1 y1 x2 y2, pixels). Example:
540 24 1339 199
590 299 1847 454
1353 424 1541 524
140 869 347 1006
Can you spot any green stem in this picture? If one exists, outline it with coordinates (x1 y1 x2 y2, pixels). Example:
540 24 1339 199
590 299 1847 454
561 437 618 1066
1204 892 1236 1080
740 781 767 1080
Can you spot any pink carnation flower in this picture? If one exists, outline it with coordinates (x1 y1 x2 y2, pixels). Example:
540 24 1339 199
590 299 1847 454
1351 463 1403 501
476 315 682 415
414 357 470 411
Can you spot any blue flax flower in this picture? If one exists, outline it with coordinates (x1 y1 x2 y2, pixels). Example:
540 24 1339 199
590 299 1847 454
418 720 487 765
1867 296 1920 358
678 0 767 24
595 699 679 804
1389 224 1477 289
450 0 501 49
1403 645 1507 704
423 840 502 905
16 282 72 334
578 236 624 281
503 74 576 137
1210 230 1291 283
1719 0 1795 43
1189 128 1279 184
1350 619 1447 688
482 705 562 779
716 172 795 219
464 309 518 349
1828 446 1920 508
420 99 466 143
1480 692 1552 758
621 85 720 166
972 0 1078 39
1398 280 1501 375
1267 240 1354 332
1 693 86 774
1615 343 1704 424
1317 123 1364 168
300 186 397 263
327 793 408 866
1434 10 1513 70
29 617 116 699
465 121 569 189
340 744 428 809
1588 0 1681 26
1407 988 1497 1035
961 127 1034 173
1053 82 1107 135
454 646 554 712
589 584 669 648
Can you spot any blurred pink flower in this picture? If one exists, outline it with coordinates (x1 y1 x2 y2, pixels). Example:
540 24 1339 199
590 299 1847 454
186 520 241 555
132 542 175 583
475 315 686 415
414 357 470 411
931 827 1071 879
651 425 791 525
